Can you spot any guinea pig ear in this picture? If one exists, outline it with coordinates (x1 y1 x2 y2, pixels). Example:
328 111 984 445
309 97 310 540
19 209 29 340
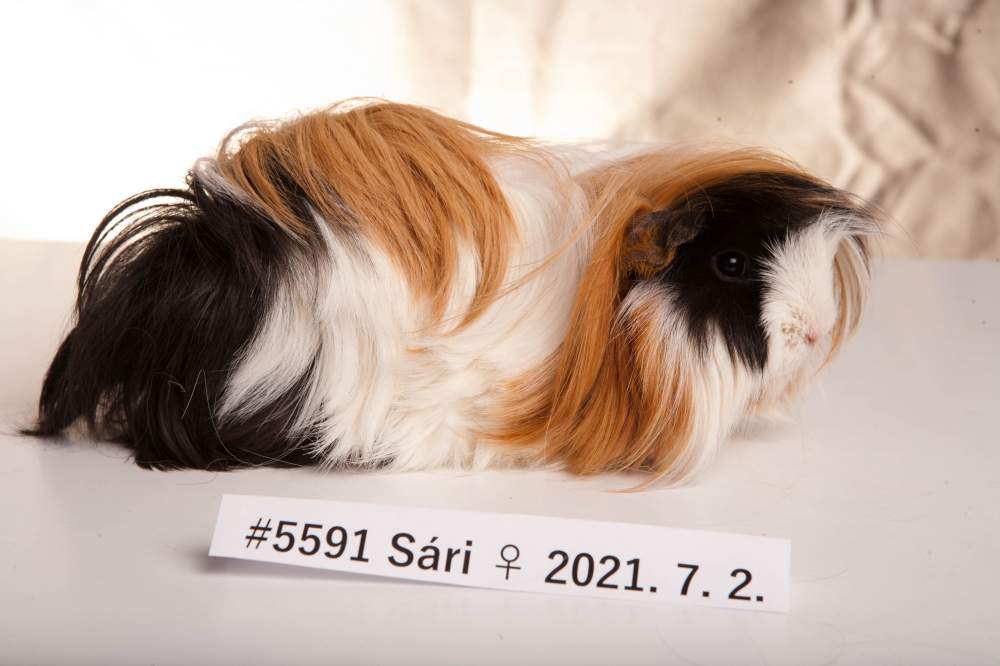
624 206 703 277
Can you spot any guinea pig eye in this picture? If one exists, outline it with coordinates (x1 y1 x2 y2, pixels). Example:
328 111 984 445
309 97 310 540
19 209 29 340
713 249 750 281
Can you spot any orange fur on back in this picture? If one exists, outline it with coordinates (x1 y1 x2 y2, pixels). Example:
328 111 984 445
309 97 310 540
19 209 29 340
215 100 527 326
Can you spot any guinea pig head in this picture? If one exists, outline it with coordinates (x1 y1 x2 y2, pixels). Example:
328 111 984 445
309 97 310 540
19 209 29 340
494 153 877 484
623 168 877 435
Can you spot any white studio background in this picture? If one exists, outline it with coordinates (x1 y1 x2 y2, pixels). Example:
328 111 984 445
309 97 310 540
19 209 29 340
3 1 998 256
0 1 421 243
1 0 833 243
3 0 622 245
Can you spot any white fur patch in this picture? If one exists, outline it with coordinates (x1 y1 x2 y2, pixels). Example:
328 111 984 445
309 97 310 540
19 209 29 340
758 215 869 409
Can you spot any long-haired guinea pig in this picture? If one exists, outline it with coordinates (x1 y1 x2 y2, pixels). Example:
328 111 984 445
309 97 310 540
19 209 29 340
26 100 877 483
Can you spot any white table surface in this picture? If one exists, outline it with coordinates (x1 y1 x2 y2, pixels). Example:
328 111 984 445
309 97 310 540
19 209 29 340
1 239 998 665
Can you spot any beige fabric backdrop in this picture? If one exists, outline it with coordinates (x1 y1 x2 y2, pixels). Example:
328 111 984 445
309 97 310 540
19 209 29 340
391 0 999 259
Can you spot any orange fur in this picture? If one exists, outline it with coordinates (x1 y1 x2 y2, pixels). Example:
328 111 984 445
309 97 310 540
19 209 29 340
828 235 871 362
215 100 528 326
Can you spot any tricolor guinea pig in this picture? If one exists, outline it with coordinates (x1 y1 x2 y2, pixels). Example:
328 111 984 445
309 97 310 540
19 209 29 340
27 100 876 483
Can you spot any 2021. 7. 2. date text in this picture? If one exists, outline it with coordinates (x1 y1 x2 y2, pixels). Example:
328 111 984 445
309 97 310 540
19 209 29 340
543 550 765 603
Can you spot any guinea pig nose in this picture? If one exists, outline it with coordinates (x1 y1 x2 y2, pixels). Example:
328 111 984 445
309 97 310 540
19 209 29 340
804 330 820 346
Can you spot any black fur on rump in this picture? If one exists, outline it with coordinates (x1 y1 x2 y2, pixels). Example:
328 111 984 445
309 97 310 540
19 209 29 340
24 174 323 470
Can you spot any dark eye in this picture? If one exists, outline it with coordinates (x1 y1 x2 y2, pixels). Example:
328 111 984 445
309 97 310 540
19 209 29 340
713 249 750 281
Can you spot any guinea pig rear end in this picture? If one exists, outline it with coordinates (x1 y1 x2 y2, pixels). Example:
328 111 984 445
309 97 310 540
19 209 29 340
26 180 327 469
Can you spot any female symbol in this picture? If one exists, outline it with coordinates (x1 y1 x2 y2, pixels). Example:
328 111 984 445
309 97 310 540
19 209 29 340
495 544 522 580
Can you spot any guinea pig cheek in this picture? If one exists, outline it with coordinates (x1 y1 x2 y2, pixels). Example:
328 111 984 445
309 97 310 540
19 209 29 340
758 226 841 397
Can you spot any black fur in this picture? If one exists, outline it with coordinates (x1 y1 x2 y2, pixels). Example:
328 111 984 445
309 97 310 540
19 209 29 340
655 173 853 370
24 174 323 470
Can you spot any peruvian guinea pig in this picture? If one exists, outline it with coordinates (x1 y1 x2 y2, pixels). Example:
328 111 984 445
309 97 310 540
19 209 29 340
26 100 877 483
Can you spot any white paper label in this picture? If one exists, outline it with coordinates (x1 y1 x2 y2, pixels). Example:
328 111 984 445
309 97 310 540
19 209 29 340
209 494 790 612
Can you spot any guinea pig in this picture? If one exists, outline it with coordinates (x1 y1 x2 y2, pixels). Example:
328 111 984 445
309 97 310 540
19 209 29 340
26 100 877 483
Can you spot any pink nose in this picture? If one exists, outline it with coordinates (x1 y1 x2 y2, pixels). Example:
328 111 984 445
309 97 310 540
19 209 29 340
804 330 820 346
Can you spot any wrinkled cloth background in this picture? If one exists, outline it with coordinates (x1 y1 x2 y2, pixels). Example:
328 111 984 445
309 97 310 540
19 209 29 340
394 0 999 258
2 0 997 257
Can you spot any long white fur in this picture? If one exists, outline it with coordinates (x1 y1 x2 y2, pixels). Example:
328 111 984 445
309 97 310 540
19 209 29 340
209 149 864 478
